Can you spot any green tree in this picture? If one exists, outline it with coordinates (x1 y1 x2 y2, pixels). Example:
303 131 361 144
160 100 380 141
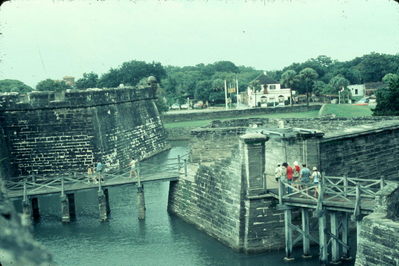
373 73 399 116
75 72 99 89
298 68 319 106
36 79 72 92
98 60 166 88
329 75 350 93
280 70 298 105
0 79 33 93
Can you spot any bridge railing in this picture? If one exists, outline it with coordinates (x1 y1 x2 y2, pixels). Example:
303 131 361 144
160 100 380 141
4 155 187 196
278 175 387 206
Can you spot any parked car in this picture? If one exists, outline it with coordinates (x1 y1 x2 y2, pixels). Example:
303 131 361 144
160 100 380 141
180 104 189 109
169 103 180 110
353 97 369 106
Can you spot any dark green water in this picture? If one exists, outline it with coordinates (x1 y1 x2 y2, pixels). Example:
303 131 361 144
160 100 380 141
29 141 356 266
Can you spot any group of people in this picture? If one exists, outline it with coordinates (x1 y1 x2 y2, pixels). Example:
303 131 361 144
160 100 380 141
87 162 105 184
86 157 139 184
274 161 321 197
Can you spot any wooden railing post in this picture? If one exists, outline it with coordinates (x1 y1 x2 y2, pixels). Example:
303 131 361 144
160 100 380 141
343 175 348 197
380 176 385 190
278 178 285 204
98 175 102 192
177 155 181 171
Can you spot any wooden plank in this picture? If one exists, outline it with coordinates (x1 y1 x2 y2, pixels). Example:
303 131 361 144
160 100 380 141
6 174 179 199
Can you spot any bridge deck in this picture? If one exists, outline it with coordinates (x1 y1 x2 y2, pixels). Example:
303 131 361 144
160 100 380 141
281 195 375 213
6 173 179 199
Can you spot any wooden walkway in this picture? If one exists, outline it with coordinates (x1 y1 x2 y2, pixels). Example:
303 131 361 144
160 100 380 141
278 175 385 214
6 172 179 199
277 175 388 264
5 157 184 199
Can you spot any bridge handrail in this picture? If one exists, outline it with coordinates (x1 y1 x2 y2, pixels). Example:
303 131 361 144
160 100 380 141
279 175 387 208
4 156 184 195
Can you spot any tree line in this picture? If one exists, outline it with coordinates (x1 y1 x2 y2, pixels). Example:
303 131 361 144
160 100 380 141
1 52 399 114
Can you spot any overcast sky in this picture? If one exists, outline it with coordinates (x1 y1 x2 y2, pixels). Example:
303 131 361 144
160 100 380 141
0 0 399 87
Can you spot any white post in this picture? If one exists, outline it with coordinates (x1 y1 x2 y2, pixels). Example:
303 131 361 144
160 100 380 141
338 90 341 104
236 78 239 109
224 80 228 110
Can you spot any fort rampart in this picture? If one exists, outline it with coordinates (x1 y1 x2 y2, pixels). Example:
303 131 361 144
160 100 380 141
168 117 399 253
0 86 168 178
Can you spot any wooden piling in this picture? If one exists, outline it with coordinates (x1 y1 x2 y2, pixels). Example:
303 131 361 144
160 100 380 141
330 212 340 264
341 212 351 260
284 208 294 261
301 208 311 258
319 211 328 265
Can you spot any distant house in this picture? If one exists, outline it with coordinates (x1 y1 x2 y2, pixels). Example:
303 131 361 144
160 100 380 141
63 76 75 87
365 82 384 96
348 84 365 97
247 83 293 107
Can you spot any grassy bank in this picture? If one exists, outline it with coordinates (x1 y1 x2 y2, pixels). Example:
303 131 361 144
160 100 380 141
164 104 373 129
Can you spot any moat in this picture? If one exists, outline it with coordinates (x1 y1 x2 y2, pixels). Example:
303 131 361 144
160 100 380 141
23 141 355 266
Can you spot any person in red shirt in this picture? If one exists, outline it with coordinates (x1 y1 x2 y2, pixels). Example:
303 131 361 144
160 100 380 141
282 162 293 193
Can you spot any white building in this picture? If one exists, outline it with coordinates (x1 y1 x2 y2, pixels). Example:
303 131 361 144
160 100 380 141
247 83 292 107
348 84 365 97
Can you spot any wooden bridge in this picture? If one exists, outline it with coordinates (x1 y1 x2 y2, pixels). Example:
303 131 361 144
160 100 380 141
4 155 188 223
277 175 387 265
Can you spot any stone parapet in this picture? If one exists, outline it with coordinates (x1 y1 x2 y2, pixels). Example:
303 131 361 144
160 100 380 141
0 87 156 111
355 183 399 266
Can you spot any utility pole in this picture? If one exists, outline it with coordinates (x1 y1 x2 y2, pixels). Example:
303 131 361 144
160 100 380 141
224 80 228 110
236 77 239 109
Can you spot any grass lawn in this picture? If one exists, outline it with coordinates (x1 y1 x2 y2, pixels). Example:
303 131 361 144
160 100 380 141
320 104 373 117
164 104 373 129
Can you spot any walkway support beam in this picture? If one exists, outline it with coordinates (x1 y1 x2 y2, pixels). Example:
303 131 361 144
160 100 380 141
301 208 311 258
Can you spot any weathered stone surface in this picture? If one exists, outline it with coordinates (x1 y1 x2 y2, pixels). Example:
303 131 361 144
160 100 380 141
169 116 399 255
0 178 53 265
355 183 399 266
0 86 168 178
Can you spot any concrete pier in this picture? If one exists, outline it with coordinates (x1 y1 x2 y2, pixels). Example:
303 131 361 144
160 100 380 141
61 193 76 223
98 189 109 222
137 185 145 220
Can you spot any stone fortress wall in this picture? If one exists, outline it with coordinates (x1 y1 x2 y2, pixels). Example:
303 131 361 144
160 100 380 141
168 116 399 254
0 86 168 178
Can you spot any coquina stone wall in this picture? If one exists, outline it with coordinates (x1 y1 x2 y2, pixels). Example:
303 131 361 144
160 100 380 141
355 183 399 266
320 121 399 181
0 86 168 178
169 117 399 253
168 130 287 253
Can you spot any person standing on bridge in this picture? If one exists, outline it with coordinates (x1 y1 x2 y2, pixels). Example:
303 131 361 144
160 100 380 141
96 162 105 183
129 157 138 178
282 162 293 193
311 167 321 197
274 164 283 182
300 164 311 193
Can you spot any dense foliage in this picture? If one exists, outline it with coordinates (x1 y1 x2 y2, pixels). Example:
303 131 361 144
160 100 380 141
0 79 33 93
7 52 397 112
373 73 399 116
36 79 72 92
